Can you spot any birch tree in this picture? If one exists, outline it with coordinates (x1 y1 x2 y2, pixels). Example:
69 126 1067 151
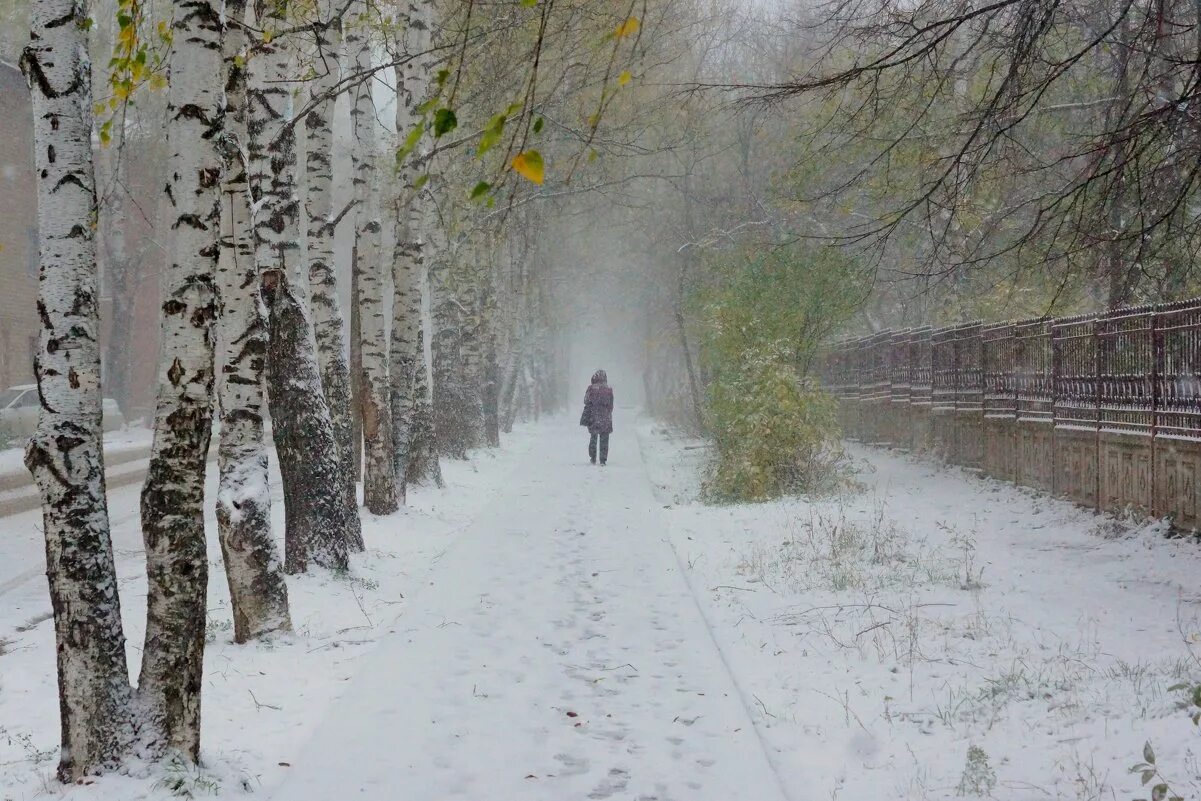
138 0 225 761
20 0 134 777
347 5 398 513
430 238 486 457
215 0 292 642
391 0 442 489
304 4 359 526
249 0 360 567
98 142 135 420
481 254 502 447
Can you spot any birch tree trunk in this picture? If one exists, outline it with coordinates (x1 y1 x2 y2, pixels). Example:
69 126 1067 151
20 0 134 778
408 307 444 486
481 259 501 447
215 0 292 643
348 7 398 513
350 258 363 478
250 2 360 567
138 0 225 761
390 0 442 489
304 9 361 537
390 7 422 498
499 248 528 433
458 251 486 450
262 273 351 572
98 142 135 420
388 206 419 499
430 246 468 458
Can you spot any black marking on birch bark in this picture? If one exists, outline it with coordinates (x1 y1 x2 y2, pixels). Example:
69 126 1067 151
52 172 89 194
44 9 77 27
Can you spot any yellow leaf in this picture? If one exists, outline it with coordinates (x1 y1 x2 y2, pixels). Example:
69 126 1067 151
510 150 544 185
615 16 639 38
618 70 631 86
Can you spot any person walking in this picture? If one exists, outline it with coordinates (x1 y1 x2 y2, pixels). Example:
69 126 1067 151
580 369 614 465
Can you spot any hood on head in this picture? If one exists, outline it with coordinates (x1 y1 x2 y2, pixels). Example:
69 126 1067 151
591 369 607 384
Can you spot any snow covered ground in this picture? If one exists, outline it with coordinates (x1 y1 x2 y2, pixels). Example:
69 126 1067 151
3 416 1201 800
643 426 1201 801
0 424 539 800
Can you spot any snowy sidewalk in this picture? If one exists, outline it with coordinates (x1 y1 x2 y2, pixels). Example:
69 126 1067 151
269 419 790 801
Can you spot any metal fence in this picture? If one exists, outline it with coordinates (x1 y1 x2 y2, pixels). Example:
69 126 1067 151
823 300 1201 530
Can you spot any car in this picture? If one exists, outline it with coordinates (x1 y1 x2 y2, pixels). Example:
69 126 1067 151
0 385 126 443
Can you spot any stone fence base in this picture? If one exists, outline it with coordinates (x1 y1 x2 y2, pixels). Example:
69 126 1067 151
840 398 1201 532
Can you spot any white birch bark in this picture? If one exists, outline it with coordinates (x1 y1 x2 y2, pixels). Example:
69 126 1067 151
215 0 292 643
481 254 501 447
249 2 359 568
347 5 398 513
304 9 362 541
429 225 464 457
138 0 225 762
391 0 442 487
20 0 134 778
458 243 486 449
350 260 364 477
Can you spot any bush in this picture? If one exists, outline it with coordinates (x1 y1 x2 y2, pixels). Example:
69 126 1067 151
694 243 861 502
703 346 844 501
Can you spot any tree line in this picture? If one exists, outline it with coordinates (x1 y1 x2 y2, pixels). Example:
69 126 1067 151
18 0 661 781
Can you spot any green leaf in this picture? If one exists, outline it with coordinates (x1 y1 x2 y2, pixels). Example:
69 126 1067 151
435 69 452 88
533 116 544 134
433 108 458 137
470 181 491 200
414 174 430 189
396 123 425 164
477 112 507 156
520 0 537 6
1144 742 1156 765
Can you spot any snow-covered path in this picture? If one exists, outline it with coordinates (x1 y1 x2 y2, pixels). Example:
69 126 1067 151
270 419 790 801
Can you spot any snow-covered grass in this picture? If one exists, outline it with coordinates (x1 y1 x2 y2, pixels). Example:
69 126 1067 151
0 424 538 801
640 422 1201 801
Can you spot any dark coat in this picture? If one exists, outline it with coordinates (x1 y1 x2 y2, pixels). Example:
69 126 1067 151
583 375 614 435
